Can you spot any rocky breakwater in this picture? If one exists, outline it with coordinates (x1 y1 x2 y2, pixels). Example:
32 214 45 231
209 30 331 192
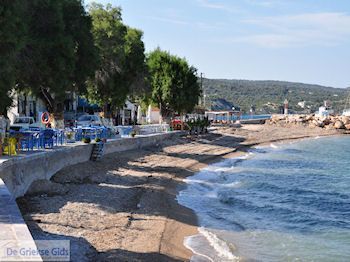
267 114 350 131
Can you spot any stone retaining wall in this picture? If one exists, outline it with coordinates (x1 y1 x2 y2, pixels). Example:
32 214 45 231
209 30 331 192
0 132 178 198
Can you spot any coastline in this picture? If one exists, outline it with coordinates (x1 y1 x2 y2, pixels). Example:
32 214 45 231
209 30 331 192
17 125 344 261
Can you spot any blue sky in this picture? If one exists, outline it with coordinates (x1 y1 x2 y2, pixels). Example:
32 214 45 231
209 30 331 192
85 0 350 88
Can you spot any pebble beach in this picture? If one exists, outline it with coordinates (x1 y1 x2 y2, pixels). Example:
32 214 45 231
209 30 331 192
17 124 343 261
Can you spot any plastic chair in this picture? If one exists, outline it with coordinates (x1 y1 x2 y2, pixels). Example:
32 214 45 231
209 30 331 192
3 137 17 156
53 130 64 146
74 128 83 141
83 128 97 140
42 129 54 148
19 133 34 151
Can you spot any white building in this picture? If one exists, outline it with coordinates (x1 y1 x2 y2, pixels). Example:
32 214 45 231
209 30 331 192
297 101 306 109
7 91 142 127
316 101 334 117
146 105 161 124
7 93 47 125
119 100 137 125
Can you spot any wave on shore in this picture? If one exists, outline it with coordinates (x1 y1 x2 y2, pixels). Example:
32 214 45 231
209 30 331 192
177 136 350 261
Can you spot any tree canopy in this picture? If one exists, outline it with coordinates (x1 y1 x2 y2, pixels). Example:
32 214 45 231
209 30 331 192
202 79 349 114
87 3 147 111
0 0 26 114
147 48 201 117
16 0 98 113
0 1 200 120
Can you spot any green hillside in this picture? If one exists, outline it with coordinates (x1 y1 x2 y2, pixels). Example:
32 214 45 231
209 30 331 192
202 79 349 114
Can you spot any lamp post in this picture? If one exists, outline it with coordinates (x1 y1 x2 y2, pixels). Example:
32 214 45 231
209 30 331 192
284 99 289 115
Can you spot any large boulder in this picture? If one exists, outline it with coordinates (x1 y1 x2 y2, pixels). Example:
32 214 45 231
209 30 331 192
341 116 350 125
321 117 331 125
345 124 350 130
312 120 324 128
325 123 334 130
305 115 313 121
334 120 345 129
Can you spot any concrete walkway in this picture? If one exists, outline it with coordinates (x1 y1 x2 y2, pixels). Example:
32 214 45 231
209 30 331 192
0 178 42 261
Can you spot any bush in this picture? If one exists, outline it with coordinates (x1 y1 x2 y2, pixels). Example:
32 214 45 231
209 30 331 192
130 130 136 137
82 137 91 143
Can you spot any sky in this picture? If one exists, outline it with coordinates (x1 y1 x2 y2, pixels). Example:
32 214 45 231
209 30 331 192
85 0 350 88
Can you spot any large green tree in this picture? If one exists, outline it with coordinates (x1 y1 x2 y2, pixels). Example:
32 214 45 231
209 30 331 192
16 0 98 115
0 0 26 115
88 3 147 112
124 27 149 98
147 48 201 117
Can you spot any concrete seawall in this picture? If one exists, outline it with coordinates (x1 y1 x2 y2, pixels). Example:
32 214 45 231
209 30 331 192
0 132 179 261
0 132 178 199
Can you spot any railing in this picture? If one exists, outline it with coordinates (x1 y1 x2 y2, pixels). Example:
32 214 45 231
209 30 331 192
116 124 170 137
212 114 271 121
0 124 172 157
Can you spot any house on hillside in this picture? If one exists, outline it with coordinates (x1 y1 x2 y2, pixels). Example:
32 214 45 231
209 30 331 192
298 101 306 109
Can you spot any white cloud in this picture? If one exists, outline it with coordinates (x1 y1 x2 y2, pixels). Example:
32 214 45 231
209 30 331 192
195 0 243 13
146 15 227 31
146 16 190 26
244 0 288 8
233 12 350 48
197 0 227 10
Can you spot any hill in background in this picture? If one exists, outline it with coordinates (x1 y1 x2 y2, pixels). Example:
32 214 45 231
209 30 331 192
202 79 349 114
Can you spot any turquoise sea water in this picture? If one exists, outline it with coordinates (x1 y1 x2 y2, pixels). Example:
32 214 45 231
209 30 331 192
177 136 350 261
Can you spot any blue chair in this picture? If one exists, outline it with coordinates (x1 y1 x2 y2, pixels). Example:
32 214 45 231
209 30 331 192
19 132 34 151
32 132 42 149
92 126 107 139
74 128 83 141
100 128 108 139
82 128 96 140
42 129 54 148
53 130 64 146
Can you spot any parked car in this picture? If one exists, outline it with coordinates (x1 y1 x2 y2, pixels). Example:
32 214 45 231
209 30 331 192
10 116 38 131
76 114 103 127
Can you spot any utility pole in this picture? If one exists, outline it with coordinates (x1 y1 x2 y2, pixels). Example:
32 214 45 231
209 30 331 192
200 72 206 108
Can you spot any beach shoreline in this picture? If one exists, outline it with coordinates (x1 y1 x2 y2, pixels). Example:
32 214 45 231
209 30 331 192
17 125 344 261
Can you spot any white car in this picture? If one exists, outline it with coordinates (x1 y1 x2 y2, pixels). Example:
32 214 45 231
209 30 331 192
10 117 38 131
76 115 103 127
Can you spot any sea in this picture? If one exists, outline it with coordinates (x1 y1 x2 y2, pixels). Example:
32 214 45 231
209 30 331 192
177 136 350 262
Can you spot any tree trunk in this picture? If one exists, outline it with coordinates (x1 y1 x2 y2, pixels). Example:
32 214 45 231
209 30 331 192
40 87 64 129
159 103 174 124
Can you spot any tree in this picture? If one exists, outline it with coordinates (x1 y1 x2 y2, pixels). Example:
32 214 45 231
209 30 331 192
0 0 26 115
87 3 148 113
147 48 201 117
16 0 98 116
124 27 149 98
61 0 99 95
87 3 127 110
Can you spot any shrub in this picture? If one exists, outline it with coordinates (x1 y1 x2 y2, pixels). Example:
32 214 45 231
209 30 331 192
82 137 91 143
